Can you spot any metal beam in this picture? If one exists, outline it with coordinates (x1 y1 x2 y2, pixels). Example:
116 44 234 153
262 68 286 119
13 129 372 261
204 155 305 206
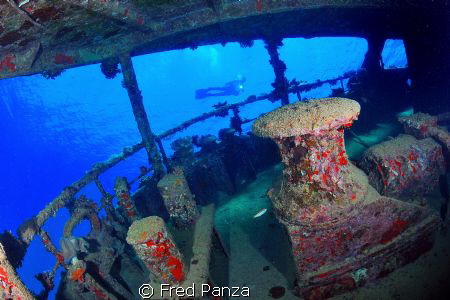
119 54 165 179
0 0 439 80
265 37 289 105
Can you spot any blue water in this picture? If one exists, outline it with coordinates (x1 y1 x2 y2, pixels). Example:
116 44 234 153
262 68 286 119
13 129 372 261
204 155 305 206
0 37 405 298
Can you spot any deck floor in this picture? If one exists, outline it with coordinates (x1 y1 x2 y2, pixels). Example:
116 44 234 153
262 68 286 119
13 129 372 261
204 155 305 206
212 164 450 299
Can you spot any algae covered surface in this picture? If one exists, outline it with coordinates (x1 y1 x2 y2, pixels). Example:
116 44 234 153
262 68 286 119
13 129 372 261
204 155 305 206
212 162 450 299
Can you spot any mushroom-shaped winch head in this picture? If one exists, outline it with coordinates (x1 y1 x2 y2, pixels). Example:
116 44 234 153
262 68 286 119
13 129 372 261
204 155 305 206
252 97 364 222
253 97 360 137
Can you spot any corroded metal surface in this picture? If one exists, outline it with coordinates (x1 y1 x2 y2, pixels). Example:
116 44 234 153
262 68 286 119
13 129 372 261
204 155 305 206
254 98 363 222
119 53 165 178
16 141 144 246
0 0 447 79
399 112 450 153
157 167 199 228
360 134 445 200
115 176 140 223
0 242 35 300
253 98 440 299
299 208 438 299
126 216 186 284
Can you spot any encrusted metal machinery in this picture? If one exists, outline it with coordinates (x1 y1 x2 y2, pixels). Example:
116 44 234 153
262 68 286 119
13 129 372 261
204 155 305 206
0 172 216 299
398 112 450 153
253 98 439 299
0 0 449 299
0 243 35 299
157 168 200 229
126 204 216 299
360 134 445 200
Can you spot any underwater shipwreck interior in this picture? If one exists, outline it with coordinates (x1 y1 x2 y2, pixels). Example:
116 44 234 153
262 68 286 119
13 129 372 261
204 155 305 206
1 0 450 299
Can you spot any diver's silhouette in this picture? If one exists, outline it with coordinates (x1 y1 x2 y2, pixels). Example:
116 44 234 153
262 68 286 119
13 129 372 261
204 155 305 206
196 77 246 99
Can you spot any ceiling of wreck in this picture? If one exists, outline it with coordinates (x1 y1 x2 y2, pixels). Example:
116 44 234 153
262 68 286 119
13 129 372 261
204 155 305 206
0 0 448 80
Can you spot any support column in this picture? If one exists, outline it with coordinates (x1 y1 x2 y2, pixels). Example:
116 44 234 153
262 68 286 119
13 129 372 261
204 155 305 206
361 34 385 74
265 37 289 106
119 54 165 179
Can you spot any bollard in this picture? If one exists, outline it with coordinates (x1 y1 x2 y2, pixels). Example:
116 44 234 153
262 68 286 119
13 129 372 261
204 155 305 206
157 167 199 228
126 216 185 284
253 97 364 222
253 97 439 299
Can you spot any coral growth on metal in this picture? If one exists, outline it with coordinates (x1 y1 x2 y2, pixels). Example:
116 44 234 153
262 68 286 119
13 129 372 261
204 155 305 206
399 112 450 152
361 134 445 199
0 243 34 299
290 197 438 299
0 265 19 299
70 264 114 300
126 216 185 285
114 176 140 222
157 167 199 228
0 0 442 79
399 112 439 138
253 97 439 299
254 98 363 222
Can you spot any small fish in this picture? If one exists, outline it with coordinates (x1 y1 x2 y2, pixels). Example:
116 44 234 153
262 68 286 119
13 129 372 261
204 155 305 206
253 208 267 218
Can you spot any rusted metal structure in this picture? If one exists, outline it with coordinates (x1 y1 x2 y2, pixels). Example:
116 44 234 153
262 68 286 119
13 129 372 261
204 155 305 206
1 0 449 299
361 134 446 200
253 98 440 299
126 216 186 285
0 1 449 92
157 167 199 228
399 112 450 152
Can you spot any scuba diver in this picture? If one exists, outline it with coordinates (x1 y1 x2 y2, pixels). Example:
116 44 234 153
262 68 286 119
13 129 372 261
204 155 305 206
195 76 246 99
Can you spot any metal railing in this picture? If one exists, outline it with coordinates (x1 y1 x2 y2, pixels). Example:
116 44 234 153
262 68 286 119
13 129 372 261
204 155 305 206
3 72 352 298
